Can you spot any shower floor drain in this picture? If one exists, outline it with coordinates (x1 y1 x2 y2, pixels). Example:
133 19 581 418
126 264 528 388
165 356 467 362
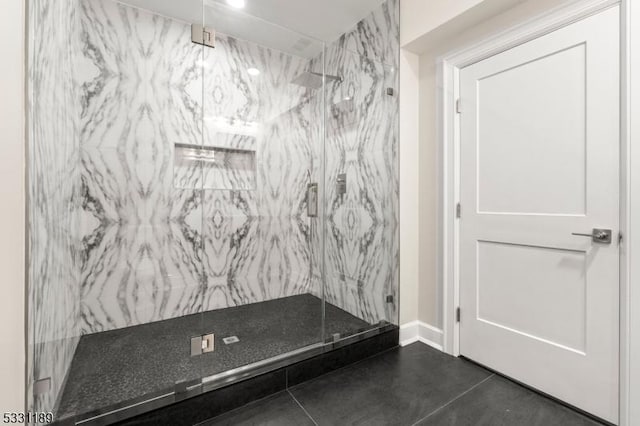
223 336 240 345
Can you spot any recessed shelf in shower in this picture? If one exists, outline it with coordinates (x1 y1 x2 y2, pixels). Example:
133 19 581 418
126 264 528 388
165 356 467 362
173 142 257 190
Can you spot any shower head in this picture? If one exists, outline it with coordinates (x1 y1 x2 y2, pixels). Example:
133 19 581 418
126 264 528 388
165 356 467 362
291 71 342 90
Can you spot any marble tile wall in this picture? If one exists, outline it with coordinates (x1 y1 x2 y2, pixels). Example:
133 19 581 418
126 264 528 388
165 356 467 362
199 33 321 311
77 0 205 333
77 0 321 332
321 0 400 326
339 0 400 67
203 34 320 310
27 0 82 415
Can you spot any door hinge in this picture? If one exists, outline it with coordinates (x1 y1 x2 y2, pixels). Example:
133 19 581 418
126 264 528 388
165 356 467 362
619 232 623 244
456 307 461 323
456 203 461 218
456 98 462 114
190 333 215 356
191 24 215 48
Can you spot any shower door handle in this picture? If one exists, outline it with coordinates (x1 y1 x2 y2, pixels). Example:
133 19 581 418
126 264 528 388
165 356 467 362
307 183 318 218
336 174 346 199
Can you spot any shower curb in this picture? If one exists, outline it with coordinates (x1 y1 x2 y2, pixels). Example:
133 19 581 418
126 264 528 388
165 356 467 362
53 327 398 426
116 327 398 426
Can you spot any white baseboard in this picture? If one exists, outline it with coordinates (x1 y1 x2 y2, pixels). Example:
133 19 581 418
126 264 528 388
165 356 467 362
399 321 444 351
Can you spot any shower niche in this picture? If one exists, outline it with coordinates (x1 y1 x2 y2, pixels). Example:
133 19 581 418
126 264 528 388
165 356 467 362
174 142 257 191
26 0 399 423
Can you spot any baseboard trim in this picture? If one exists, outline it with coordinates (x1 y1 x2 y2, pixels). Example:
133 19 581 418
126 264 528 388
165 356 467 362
400 321 444 351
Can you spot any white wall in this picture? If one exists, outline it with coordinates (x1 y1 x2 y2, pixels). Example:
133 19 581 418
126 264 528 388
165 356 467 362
401 0 489 46
0 0 26 413
403 0 571 328
399 48 420 325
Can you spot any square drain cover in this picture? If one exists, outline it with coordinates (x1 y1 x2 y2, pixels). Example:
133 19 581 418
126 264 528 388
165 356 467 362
223 336 239 345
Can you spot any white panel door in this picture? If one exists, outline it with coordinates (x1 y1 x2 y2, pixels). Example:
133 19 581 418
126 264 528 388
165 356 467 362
459 6 620 423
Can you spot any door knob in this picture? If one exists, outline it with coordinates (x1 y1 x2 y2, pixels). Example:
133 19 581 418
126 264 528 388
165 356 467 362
571 228 612 244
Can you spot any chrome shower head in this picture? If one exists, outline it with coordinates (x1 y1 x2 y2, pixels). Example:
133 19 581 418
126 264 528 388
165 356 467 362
291 71 342 89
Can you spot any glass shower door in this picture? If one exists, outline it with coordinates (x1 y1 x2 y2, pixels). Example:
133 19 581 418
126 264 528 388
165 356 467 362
198 1 326 378
27 0 209 422
321 44 400 342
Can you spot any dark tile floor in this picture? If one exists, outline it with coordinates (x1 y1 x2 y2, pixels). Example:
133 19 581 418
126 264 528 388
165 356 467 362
200 343 606 426
57 294 370 421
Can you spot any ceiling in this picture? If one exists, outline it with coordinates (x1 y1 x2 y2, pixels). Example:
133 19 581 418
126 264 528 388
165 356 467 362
118 0 385 56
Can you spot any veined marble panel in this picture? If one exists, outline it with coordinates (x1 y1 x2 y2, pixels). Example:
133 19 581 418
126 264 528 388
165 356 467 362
27 0 82 416
321 0 399 326
339 0 399 66
200 32 318 311
78 0 204 333
55 0 397 337
79 149 204 331
78 0 321 331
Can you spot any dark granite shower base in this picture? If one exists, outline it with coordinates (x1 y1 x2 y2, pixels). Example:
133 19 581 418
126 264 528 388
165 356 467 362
56 294 372 423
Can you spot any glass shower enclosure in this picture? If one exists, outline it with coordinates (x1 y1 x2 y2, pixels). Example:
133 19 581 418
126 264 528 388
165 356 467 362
26 0 399 423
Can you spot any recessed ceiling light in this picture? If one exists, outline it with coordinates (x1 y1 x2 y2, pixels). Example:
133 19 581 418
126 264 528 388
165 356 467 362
226 0 245 8
247 67 260 76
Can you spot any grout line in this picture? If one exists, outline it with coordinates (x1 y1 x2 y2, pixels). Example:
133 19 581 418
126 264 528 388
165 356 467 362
288 389 319 426
288 344 400 392
193 391 287 425
410 374 496 426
